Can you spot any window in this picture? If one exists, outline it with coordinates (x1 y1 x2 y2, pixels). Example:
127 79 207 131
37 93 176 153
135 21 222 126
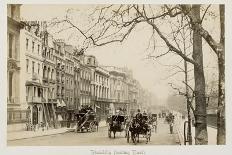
26 59 29 72
8 72 13 99
26 38 29 50
58 45 61 53
87 58 91 64
34 87 36 97
11 5 16 18
32 61 35 73
57 86 60 95
51 69 54 80
37 44 40 54
8 33 13 58
38 63 40 74
32 41 35 52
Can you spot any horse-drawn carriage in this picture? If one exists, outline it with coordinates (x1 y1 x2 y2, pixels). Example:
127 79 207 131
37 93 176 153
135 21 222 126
126 115 151 144
75 111 99 132
107 115 127 138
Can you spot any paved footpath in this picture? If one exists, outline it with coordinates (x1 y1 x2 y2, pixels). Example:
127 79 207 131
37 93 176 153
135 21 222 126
7 121 107 141
176 119 217 145
8 119 179 146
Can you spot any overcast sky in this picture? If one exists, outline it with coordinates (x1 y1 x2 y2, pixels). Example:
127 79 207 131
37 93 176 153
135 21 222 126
20 4 219 105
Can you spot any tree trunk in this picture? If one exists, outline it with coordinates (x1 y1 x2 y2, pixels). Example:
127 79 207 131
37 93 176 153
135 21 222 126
192 5 208 145
217 4 225 145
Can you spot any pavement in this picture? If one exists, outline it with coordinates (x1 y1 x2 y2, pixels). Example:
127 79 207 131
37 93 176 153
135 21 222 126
176 118 217 145
7 120 107 141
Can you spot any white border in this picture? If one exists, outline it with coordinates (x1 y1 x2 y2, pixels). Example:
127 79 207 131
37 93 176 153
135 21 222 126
1 0 232 155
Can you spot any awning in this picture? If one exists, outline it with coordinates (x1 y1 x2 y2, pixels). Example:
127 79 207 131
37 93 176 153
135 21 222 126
61 100 66 107
95 105 100 109
58 114 63 121
25 81 42 87
57 99 62 107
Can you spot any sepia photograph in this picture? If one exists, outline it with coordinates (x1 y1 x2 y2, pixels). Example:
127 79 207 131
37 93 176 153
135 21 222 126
3 0 231 153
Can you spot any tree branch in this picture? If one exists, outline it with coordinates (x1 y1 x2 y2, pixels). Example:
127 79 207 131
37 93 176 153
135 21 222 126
180 4 222 56
201 5 211 23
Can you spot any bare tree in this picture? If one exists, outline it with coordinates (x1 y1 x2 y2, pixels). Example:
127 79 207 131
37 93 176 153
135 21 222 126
180 4 225 145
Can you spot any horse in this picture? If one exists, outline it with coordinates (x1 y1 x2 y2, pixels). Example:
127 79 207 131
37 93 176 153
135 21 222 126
129 117 150 144
108 115 125 138
129 118 141 144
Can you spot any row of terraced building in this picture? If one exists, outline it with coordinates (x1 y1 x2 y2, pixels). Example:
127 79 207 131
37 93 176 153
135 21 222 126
7 4 152 132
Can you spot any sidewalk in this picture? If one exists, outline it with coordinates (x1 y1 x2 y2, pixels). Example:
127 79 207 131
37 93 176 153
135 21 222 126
176 119 217 145
8 120 107 141
7 128 68 141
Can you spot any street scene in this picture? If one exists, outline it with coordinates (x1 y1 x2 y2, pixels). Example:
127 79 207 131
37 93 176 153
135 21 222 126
7 4 224 146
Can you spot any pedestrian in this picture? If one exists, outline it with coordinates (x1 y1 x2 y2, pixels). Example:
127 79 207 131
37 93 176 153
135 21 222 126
169 120 174 134
135 109 143 125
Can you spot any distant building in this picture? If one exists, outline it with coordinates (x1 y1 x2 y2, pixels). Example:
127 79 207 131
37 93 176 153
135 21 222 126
53 39 67 125
73 50 81 113
64 45 75 120
41 28 57 128
79 55 92 107
103 66 130 115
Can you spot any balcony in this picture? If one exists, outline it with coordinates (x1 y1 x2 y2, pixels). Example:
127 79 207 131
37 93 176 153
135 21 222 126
26 96 43 103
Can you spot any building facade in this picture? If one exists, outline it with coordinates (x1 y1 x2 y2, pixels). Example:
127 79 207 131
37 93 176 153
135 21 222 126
21 21 45 129
103 66 130 115
7 4 26 132
79 55 92 107
64 45 75 120
73 51 81 113
41 29 57 128
53 39 67 124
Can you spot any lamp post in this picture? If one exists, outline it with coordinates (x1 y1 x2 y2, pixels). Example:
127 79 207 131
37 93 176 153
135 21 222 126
183 28 192 144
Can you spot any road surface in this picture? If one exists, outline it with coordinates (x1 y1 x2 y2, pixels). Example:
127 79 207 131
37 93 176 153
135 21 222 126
8 119 179 146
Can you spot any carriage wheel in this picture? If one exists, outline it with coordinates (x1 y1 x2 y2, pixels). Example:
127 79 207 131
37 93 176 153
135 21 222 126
90 122 96 132
127 131 130 143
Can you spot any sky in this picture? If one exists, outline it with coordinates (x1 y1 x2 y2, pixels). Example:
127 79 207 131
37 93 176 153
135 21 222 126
20 4 219 105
